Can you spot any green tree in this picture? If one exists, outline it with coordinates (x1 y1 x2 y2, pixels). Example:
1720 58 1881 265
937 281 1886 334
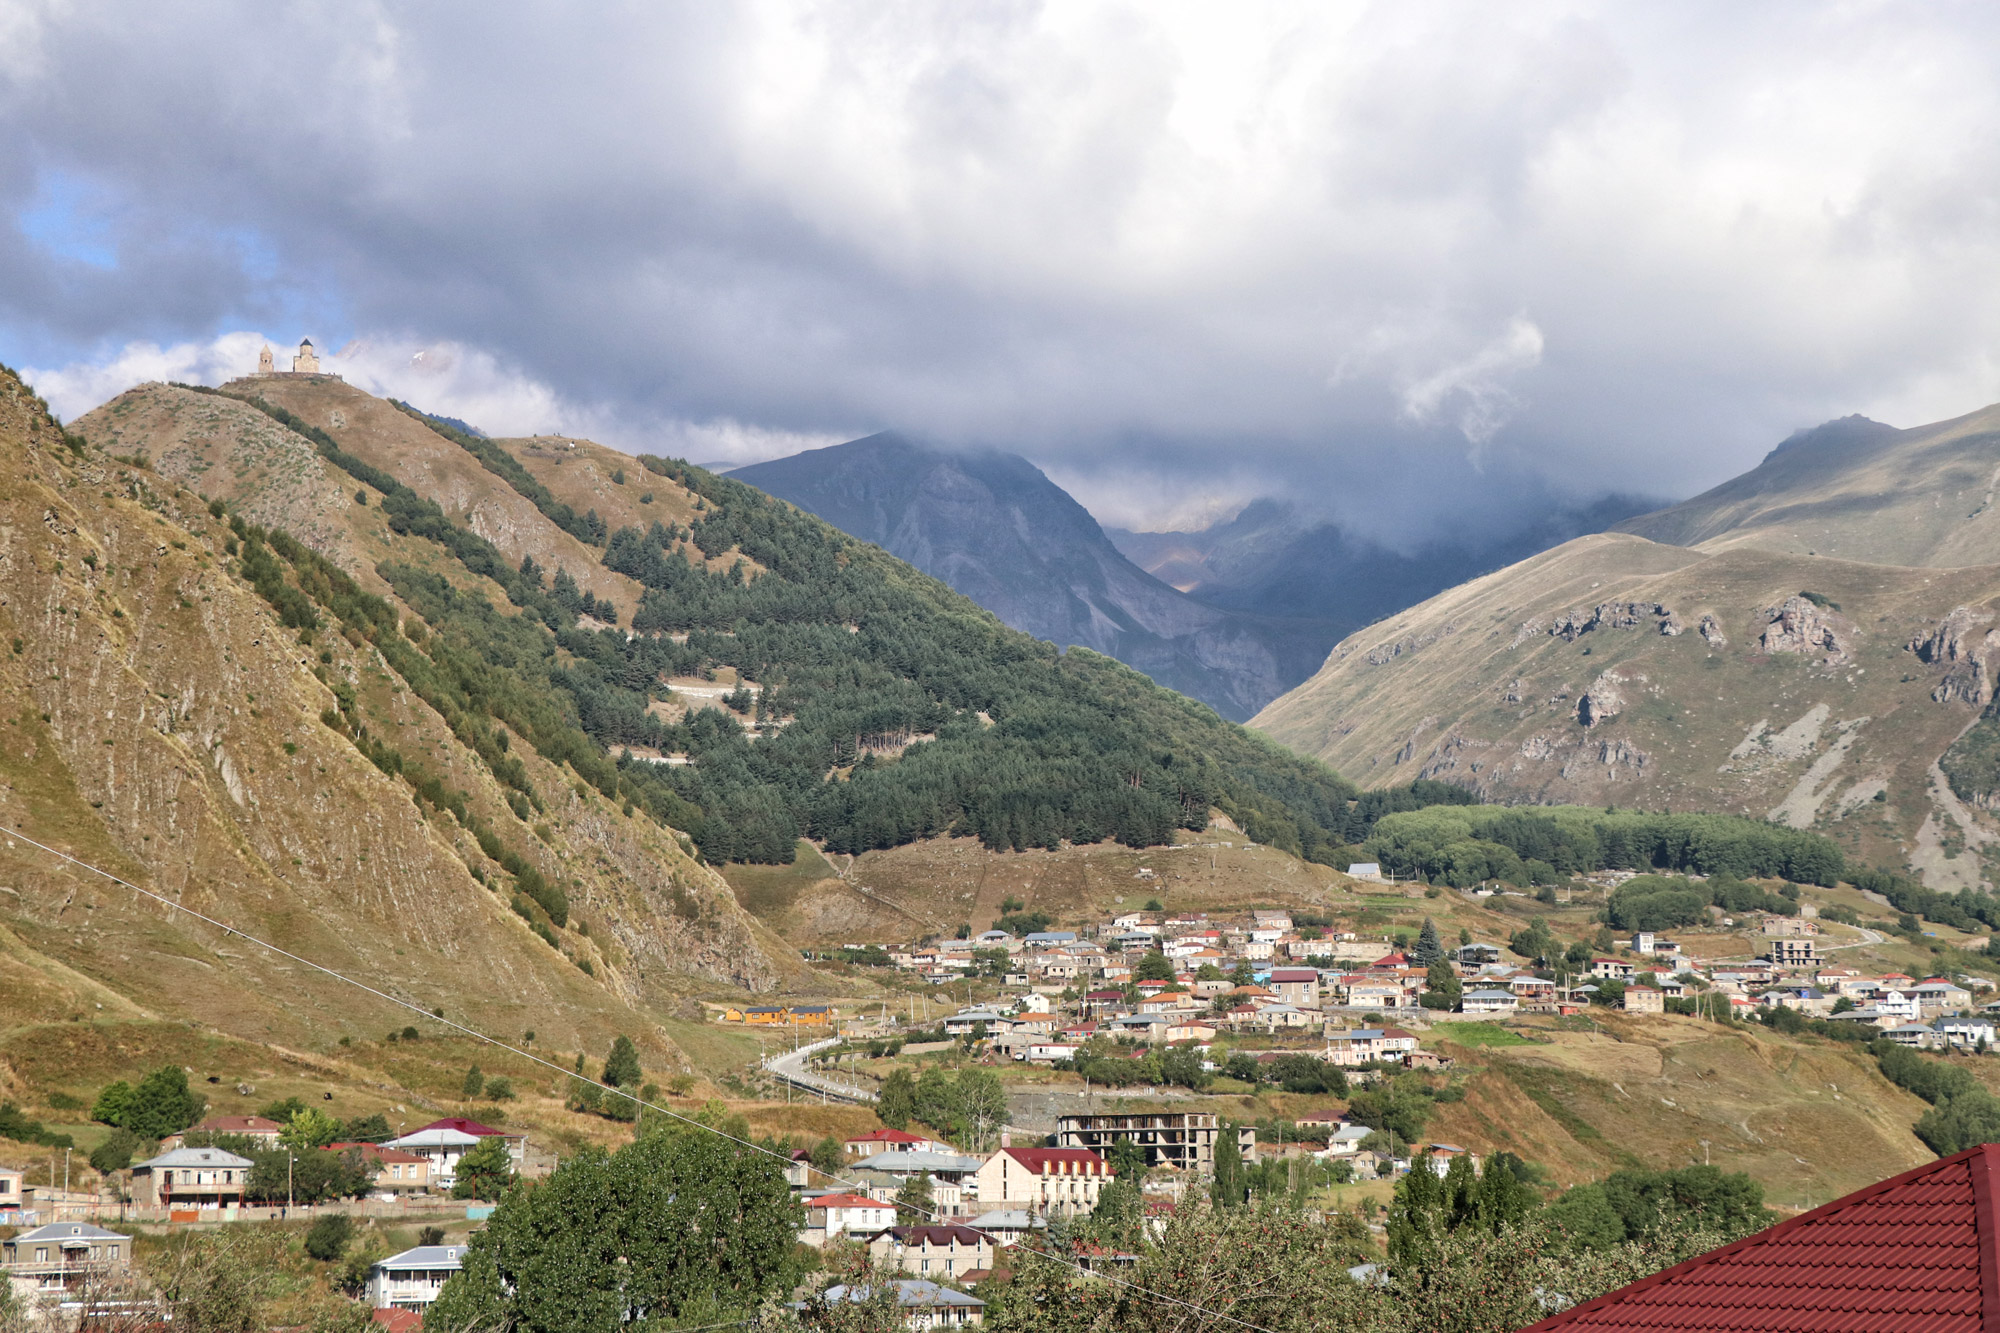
280 1108 343 1150
877 1070 916 1131
1412 917 1445 967
1104 1137 1150 1184
953 1069 1010 1150
429 1125 802 1333
305 1214 354 1262
1133 950 1176 983
913 1067 954 1134
89 1127 144 1175
454 1136 515 1201
245 1147 372 1204
604 1036 643 1088
341 1113 393 1143
463 1065 486 1100
1422 958 1463 1010
96 1065 206 1139
809 1136 845 1178
1210 1123 1246 1208
894 1170 935 1221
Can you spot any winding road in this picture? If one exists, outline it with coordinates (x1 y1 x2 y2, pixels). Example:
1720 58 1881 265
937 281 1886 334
764 1037 879 1104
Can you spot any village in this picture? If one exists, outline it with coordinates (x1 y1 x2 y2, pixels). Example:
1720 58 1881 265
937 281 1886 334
5 868 1995 1329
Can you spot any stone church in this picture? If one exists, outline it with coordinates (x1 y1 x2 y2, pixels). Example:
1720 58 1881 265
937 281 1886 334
254 339 323 375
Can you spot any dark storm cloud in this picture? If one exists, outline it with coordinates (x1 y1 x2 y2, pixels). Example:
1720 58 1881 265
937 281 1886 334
7 2 2000 537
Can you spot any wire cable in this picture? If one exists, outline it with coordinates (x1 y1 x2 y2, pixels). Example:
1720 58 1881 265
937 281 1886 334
0 821 1288 1333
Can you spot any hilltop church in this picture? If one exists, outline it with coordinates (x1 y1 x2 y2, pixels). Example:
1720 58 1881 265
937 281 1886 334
254 338 326 376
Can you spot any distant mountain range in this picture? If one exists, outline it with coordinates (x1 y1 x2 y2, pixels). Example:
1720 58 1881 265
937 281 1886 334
1252 402 2000 889
732 434 1338 719
1108 494 1655 630
734 434 1658 720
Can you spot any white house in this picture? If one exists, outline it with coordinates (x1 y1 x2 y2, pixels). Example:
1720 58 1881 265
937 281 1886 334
807 1193 898 1239
382 1126 483 1187
367 1246 464 1313
1315 1124 1375 1157
1460 989 1519 1016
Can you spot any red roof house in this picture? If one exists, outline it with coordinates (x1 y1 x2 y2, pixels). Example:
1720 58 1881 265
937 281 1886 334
414 1117 514 1139
1521 1142 2000 1333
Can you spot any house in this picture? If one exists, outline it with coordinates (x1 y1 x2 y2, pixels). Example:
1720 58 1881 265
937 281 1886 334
161 1114 285 1150
1346 863 1384 881
0 1167 27 1223
1322 1028 1420 1067
1316 1124 1375 1157
1252 1005 1314 1032
329 1142 431 1195
1622 986 1663 1014
1937 1015 1997 1049
129 1146 254 1209
973 1147 1112 1215
1517 1143 2000 1333
943 1009 1013 1036
1267 968 1322 1008
805 1279 986 1328
1457 943 1502 966
1460 989 1520 1016
1884 1022 1939 1048
807 1193 898 1239
366 1245 464 1313
1589 958 1637 980
408 1117 529 1167
1164 1022 1218 1044
848 1129 954 1160
1875 990 1922 1022
865 1224 999 1279
382 1126 484 1187
966 1209 1045 1246
2 1223 130 1303
1913 980 1975 1012
854 1151 984 1187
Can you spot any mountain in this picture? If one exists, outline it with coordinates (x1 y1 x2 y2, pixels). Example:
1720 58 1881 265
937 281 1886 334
1253 403 2000 889
1109 494 1658 630
730 433 1339 720
0 368 826 1110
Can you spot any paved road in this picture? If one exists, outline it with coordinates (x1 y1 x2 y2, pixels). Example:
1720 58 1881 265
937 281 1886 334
764 1038 878 1104
1818 924 1885 952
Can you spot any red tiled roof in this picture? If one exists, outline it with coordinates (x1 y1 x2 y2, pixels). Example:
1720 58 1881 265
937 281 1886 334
849 1128 927 1144
1521 1142 2000 1333
807 1193 889 1209
371 1308 422 1333
1002 1148 1110 1175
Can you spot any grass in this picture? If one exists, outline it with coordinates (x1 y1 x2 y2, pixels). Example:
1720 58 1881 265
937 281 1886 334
1431 1021 1540 1048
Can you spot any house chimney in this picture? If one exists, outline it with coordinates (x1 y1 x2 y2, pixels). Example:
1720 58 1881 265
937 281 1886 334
1000 1132 1011 1148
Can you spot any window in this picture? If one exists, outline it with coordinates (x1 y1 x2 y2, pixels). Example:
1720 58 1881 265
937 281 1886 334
35 1248 48 1263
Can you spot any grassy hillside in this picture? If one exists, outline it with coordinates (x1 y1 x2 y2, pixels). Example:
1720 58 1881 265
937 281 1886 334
86 375 1369 875
1253 528 2000 886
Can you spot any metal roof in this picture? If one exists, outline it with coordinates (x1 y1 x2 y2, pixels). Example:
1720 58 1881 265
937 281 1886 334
374 1246 464 1271
1520 1142 2000 1333
133 1146 254 1169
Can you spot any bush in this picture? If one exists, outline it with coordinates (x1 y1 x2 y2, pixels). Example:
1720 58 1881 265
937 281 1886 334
304 1214 354 1262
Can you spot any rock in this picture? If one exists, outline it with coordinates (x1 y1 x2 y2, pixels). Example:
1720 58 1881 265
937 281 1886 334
1908 606 1991 663
1578 672 1625 727
1699 615 1728 649
1502 678 1524 704
1760 596 1846 663
1659 612 1683 636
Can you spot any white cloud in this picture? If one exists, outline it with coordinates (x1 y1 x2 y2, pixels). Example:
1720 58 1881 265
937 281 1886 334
6 3 2000 534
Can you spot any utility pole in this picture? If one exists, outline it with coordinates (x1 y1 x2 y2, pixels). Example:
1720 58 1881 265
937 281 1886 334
288 1150 295 1216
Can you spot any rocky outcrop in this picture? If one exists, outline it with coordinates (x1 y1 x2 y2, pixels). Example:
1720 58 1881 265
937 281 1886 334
1550 601 1678 642
1909 607 2000 706
1578 672 1626 727
1760 596 1847 663
1699 614 1728 649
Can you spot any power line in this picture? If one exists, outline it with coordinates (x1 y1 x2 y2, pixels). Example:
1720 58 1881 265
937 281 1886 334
0 822 1287 1333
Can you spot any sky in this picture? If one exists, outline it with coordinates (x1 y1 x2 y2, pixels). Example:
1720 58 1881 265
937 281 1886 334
5 2 2000 539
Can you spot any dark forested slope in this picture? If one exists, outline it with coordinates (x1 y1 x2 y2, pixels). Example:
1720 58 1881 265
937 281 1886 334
731 434 1338 720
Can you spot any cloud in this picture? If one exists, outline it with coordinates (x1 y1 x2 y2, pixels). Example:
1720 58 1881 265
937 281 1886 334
1398 317 1547 454
4 3 2000 535
23 330 849 469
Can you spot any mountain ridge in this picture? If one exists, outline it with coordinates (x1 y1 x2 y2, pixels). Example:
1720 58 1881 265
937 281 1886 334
1254 402 2000 889
731 432 1340 720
